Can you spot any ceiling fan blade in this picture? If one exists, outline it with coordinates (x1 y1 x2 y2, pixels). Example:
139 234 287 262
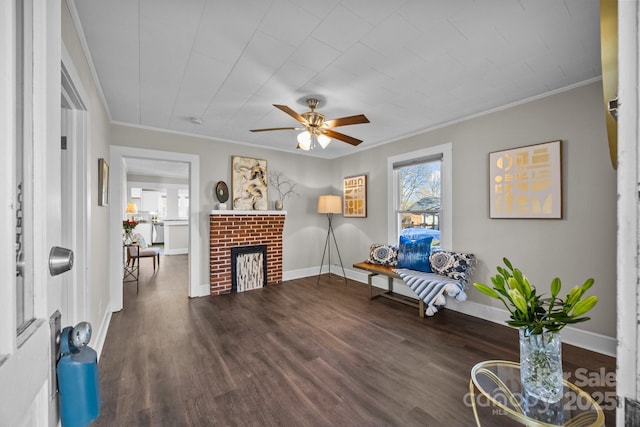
273 104 306 124
323 129 363 146
250 127 299 132
324 114 370 128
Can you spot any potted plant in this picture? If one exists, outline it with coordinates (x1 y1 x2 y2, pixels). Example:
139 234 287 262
268 170 298 210
474 258 598 403
122 219 138 245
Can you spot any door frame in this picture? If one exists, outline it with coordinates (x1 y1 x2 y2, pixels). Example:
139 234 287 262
61 44 90 327
109 145 202 312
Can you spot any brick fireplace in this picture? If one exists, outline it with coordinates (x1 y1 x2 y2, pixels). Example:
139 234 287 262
209 211 286 296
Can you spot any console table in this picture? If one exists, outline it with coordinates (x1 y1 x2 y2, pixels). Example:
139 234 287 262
122 244 139 294
470 360 604 426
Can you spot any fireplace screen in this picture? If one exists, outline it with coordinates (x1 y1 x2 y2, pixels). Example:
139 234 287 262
231 245 267 292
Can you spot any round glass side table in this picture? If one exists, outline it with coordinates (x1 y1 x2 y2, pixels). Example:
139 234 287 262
470 360 604 427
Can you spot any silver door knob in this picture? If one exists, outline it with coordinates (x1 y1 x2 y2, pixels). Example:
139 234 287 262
49 246 74 276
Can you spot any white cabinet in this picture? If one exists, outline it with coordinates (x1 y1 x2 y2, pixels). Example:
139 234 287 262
141 190 161 212
164 221 188 255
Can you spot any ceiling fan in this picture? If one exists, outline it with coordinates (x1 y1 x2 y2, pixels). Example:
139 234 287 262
250 98 370 151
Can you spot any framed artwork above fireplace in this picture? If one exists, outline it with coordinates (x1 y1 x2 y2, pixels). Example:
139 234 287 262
231 156 268 210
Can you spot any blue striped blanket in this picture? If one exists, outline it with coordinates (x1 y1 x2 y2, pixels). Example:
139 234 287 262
393 269 467 316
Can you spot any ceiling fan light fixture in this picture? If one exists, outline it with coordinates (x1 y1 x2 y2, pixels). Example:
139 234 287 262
297 131 311 150
317 133 331 148
251 98 369 150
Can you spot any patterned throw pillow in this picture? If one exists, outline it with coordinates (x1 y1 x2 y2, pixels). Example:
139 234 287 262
367 244 398 266
397 235 434 273
429 251 476 284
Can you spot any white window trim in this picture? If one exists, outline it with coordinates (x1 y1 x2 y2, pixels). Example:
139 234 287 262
387 143 453 248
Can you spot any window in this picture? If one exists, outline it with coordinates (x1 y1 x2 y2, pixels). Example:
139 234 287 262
15 0 35 333
387 143 452 249
178 190 189 219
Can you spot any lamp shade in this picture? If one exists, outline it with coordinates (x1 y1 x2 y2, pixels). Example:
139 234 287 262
317 195 342 214
125 203 137 214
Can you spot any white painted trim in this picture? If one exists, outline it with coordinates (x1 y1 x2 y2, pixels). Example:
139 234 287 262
195 283 210 298
617 0 640 422
0 0 17 356
445 300 616 357
109 146 201 311
346 268 616 357
61 42 91 327
282 267 321 281
164 249 188 256
92 305 111 360
209 210 287 215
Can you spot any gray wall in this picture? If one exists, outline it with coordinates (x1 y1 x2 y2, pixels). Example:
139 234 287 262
110 125 334 283
332 82 616 338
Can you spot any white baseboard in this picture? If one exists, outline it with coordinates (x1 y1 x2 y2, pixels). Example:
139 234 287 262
445 300 616 357
344 267 616 357
283 267 321 281
193 283 211 298
93 306 112 360
164 248 188 255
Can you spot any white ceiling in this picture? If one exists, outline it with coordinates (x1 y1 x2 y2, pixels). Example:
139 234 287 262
70 0 601 159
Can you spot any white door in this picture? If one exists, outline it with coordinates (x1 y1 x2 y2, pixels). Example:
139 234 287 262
0 0 64 425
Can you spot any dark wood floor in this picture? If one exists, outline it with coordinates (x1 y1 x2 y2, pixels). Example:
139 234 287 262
95 255 615 426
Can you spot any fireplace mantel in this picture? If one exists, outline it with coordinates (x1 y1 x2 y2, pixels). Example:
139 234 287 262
209 211 286 295
209 210 286 215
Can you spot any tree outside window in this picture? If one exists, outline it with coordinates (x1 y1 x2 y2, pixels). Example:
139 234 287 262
398 160 441 231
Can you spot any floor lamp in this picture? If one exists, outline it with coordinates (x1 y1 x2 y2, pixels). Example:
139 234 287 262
317 195 347 285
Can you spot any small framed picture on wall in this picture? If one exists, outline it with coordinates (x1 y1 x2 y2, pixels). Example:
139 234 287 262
343 174 367 218
98 158 109 206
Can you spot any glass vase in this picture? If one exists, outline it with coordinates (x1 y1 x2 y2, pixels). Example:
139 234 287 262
123 230 133 245
519 328 563 403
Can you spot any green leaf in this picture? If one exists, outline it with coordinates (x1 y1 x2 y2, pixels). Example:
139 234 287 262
562 317 591 324
503 257 513 271
473 283 500 299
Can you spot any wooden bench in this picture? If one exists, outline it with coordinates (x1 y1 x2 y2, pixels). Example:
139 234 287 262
353 262 425 318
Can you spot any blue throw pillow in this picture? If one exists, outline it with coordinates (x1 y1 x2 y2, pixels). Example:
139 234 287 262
397 235 433 272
